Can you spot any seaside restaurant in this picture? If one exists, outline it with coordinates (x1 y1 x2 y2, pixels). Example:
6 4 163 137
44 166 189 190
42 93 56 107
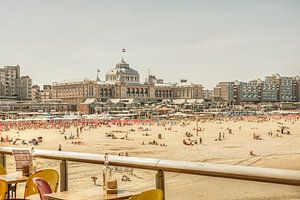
0 146 300 200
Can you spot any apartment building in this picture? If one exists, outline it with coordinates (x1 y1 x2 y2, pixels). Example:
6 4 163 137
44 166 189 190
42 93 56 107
213 82 234 103
17 76 32 100
32 85 42 102
0 65 32 100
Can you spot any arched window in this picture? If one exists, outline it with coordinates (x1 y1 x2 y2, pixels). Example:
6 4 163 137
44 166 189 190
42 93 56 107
127 88 130 97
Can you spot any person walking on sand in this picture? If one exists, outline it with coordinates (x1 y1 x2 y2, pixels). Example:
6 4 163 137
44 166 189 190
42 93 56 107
250 150 255 156
58 144 62 151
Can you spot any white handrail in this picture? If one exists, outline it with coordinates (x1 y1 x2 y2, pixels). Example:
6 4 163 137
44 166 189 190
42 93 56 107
1 147 300 186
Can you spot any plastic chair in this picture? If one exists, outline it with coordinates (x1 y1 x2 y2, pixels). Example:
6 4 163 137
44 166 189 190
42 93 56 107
24 169 59 198
0 165 6 175
0 180 8 200
33 177 53 200
129 189 163 200
129 195 139 200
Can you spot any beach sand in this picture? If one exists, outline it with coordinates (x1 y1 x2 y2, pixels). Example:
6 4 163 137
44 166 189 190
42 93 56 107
1 118 300 199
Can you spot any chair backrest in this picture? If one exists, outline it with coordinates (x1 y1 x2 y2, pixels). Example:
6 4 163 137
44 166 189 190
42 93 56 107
131 189 163 200
33 177 53 200
12 149 32 171
0 180 8 200
24 169 59 198
0 165 6 175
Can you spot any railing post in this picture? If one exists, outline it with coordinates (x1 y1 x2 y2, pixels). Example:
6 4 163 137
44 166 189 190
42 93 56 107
0 153 6 167
156 170 165 199
60 160 68 191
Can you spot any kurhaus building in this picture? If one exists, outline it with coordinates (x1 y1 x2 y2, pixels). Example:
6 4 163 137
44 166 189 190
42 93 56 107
52 58 204 105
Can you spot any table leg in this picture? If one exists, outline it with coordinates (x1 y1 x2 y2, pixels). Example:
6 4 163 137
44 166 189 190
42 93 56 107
8 184 11 199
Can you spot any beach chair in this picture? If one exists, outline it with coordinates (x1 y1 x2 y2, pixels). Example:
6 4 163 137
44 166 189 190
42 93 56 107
33 177 53 200
0 180 8 200
0 164 6 175
129 189 163 200
24 169 59 198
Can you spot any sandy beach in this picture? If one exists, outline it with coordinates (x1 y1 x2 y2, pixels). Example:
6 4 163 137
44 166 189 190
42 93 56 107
1 116 300 199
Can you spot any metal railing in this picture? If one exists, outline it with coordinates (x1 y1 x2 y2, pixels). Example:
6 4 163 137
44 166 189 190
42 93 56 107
1 147 300 198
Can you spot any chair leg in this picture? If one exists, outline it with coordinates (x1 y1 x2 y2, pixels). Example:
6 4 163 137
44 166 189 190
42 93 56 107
7 183 18 199
13 183 18 198
7 184 11 199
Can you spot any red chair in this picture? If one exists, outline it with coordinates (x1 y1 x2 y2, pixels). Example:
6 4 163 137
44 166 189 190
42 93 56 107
32 178 53 200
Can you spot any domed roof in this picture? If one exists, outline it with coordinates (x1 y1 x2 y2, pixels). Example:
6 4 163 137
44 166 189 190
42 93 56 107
106 67 139 76
106 58 139 76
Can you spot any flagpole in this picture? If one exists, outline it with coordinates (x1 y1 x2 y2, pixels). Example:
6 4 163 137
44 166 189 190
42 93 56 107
122 48 126 60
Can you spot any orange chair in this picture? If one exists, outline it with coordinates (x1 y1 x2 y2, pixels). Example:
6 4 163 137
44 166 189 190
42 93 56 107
24 169 59 198
129 189 163 200
0 180 8 200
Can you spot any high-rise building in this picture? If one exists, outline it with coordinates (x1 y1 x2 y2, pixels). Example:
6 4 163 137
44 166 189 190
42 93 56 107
17 76 32 100
0 65 20 97
231 79 263 105
262 74 298 102
203 89 214 100
295 77 300 102
213 82 234 103
0 65 32 100
214 74 299 104
261 75 280 102
280 76 296 102
41 85 53 100
32 85 42 102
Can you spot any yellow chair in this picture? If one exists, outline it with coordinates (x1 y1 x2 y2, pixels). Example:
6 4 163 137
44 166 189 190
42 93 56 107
130 189 163 200
0 165 6 175
0 180 8 200
24 169 59 198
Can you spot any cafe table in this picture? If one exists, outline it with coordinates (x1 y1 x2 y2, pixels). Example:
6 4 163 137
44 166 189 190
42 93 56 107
0 172 28 199
45 187 141 200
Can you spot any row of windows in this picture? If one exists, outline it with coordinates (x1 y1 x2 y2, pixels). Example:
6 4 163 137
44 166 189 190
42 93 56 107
127 88 148 93
108 76 139 82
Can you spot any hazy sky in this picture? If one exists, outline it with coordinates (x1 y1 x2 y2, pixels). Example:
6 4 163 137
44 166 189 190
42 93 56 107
0 0 299 89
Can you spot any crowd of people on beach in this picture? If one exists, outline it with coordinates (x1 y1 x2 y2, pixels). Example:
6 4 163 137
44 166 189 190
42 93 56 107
0 119 154 132
0 113 298 153
1 113 299 190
